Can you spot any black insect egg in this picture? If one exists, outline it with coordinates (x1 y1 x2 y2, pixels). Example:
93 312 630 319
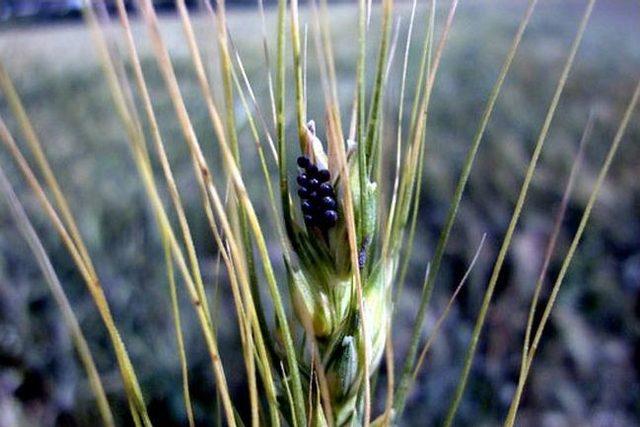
317 169 331 183
296 156 338 232
297 156 311 168
301 201 314 214
298 187 310 199
296 173 308 186
322 210 338 227
321 196 336 210
318 183 334 196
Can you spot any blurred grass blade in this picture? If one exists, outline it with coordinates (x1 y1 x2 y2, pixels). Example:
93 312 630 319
228 34 279 164
393 0 537 416
136 0 307 420
200 5 268 387
406 0 436 151
275 0 298 254
393 0 436 302
392 0 461 415
161 233 195 427
82 1 244 424
257 0 278 127
317 0 343 138
280 361 298 427
227 37 284 233
383 0 418 258
380 4 423 408
0 62 94 276
0 90 151 427
364 0 394 165
0 164 115 427
412 234 486 381
290 0 306 138
517 111 593 399
176 2 265 421
388 0 458 256
356 0 366 170
505 77 640 427
443 1 596 425
113 2 260 423
384 19 402 83
114 0 208 334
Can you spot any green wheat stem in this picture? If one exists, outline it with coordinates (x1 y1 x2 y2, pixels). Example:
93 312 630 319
394 0 436 302
407 0 435 147
356 0 368 241
290 0 306 140
443 1 596 424
504 76 640 427
364 0 394 169
276 0 299 254
391 0 462 414
389 0 456 251
381 0 418 259
393 0 539 416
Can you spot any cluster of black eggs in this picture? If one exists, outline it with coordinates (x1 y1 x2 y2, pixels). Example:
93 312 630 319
296 156 338 231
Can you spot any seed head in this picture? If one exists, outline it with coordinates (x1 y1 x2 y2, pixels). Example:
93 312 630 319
287 121 395 423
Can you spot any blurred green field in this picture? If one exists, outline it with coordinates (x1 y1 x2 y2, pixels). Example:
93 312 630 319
1 1 639 426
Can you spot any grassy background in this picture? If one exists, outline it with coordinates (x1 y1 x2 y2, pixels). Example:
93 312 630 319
1 1 639 425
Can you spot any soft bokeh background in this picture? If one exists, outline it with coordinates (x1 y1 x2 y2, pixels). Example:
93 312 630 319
0 1 639 426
